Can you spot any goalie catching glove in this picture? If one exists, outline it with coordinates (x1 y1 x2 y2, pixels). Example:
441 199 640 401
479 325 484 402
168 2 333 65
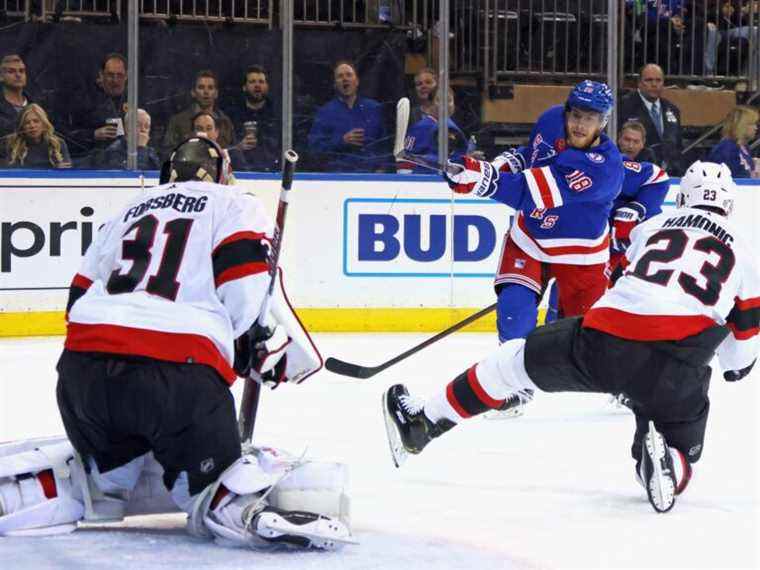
443 156 499 198
234 268 322 388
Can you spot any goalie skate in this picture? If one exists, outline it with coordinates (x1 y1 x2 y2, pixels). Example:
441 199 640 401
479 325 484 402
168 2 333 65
251 508 356 550
640 421 677 513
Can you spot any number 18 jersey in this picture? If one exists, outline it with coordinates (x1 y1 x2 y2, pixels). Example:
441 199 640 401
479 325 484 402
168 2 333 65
64 181 274 384
583 207 760 370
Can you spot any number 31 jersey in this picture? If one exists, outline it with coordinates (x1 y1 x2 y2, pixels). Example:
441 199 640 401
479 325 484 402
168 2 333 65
64 181 274 384
583 207 760 371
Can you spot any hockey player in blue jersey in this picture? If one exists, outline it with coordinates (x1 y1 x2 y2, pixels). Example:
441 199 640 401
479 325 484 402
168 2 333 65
397 86 470 174
445 80 625 347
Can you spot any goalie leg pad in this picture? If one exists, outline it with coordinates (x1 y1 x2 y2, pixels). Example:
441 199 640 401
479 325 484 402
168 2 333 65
187 453 353 549
0 441 84 536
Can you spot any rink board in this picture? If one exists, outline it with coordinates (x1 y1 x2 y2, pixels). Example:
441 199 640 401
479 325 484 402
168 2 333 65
0 171 758 335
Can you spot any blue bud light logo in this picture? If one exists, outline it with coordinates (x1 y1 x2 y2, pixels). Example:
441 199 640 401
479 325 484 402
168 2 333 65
343 198 512 277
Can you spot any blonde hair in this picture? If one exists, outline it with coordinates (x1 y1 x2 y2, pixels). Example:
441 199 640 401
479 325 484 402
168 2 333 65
722 105 759 143
7 104 66 166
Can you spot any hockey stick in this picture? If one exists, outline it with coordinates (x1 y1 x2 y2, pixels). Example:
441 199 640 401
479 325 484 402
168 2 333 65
393 97 463 176
325 303 497 379
238 149 299 443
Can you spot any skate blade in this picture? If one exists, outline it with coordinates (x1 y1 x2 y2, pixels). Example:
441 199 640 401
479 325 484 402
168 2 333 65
257 513 358 549
381 390 409 468
483 407 524 420
644 421 675 513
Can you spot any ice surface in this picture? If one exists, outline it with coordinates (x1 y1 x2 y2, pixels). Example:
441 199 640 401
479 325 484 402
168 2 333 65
0 334 757 569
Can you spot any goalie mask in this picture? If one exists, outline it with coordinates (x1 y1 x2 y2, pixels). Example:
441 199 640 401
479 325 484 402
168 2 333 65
676 160 736 217
162 137 232 185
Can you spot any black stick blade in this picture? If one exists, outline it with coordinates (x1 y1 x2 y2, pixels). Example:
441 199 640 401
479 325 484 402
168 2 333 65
325 357 378 379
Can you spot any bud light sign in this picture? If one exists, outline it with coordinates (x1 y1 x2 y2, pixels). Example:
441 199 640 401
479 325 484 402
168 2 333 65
343 198 512 277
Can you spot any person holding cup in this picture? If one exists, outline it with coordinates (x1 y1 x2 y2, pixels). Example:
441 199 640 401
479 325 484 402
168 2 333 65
228 65 280 171
307 60 387 172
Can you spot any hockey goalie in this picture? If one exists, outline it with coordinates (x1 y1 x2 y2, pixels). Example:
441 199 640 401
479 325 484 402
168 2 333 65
0 138 353 550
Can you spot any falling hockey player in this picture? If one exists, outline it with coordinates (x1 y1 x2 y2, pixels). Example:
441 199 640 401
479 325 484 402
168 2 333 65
382 161 759 513
0 137 354 548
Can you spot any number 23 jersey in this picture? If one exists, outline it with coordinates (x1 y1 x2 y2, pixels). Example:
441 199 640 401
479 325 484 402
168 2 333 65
64 181 274 384
583 207 760 370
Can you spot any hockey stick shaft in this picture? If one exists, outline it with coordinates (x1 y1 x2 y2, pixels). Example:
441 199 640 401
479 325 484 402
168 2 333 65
325 302 497 379
238 149 299 443
396 150 464 176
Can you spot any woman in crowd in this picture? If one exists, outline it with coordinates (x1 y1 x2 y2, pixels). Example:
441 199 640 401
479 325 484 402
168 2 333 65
2 103 71 168
707 105 758 178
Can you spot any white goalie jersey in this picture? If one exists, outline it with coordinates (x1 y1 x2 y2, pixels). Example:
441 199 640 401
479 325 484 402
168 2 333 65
584 207 760 371
66 180 274 384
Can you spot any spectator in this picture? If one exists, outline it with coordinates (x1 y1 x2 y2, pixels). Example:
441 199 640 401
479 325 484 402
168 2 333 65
1 103 71 168
307 60 387 172
192 110 247 171
704 1 760 80
706 105 758 178
86 108 161 171
619 63 684 174
398 86 469 174
0 54 33 138
227 65 280 171
410 67 437 124
617 119 657 162
68 53 130 157
163 70 235 158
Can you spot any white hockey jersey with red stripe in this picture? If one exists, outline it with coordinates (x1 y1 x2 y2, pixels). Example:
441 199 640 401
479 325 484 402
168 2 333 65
65 181 274 384
584 207 760 371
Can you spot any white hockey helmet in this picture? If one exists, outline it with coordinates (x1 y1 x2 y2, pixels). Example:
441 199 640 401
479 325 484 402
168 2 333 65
676 160 736 216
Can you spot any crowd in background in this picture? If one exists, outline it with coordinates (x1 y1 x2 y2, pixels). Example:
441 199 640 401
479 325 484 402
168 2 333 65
0 50 757 178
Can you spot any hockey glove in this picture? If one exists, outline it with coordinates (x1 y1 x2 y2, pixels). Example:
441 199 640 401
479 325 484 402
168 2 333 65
610 202 646 255
443 156 499 198
235 320 291 388
491 149 526 174
724 359 756 382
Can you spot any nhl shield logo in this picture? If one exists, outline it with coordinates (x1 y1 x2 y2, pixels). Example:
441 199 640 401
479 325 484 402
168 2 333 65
586 152 605 163
200 457 215 473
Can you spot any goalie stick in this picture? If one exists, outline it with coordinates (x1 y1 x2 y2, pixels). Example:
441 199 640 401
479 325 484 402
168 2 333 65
238 149 299 444
325 303 497 379
393 97 463 176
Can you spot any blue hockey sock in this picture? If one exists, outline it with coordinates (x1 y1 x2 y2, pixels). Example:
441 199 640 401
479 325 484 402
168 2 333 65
496 284 539 342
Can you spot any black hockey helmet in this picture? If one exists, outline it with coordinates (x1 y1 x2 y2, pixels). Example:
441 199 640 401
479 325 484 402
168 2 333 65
161 136 229 185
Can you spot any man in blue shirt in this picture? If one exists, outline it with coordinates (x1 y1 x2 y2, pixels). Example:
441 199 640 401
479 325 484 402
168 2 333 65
308 61 387 172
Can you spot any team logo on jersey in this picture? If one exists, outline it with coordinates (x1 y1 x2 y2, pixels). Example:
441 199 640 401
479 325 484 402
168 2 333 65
586 152 605 163
515 258 526 269
200 457 215 473
623 160 642 172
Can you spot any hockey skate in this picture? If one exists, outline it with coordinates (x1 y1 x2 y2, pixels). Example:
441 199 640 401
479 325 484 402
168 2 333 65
382 384 454 468
639 421 677 513
483 389 534 420
247 506 356 550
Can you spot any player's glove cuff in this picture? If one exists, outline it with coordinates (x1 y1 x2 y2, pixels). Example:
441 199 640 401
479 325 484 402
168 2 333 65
724 359 756 382
491 149 526 174
443 156 499 198
612 202 646 223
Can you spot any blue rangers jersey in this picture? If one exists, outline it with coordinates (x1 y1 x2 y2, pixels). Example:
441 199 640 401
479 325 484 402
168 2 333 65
492 105 624 265
614 160 670 221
